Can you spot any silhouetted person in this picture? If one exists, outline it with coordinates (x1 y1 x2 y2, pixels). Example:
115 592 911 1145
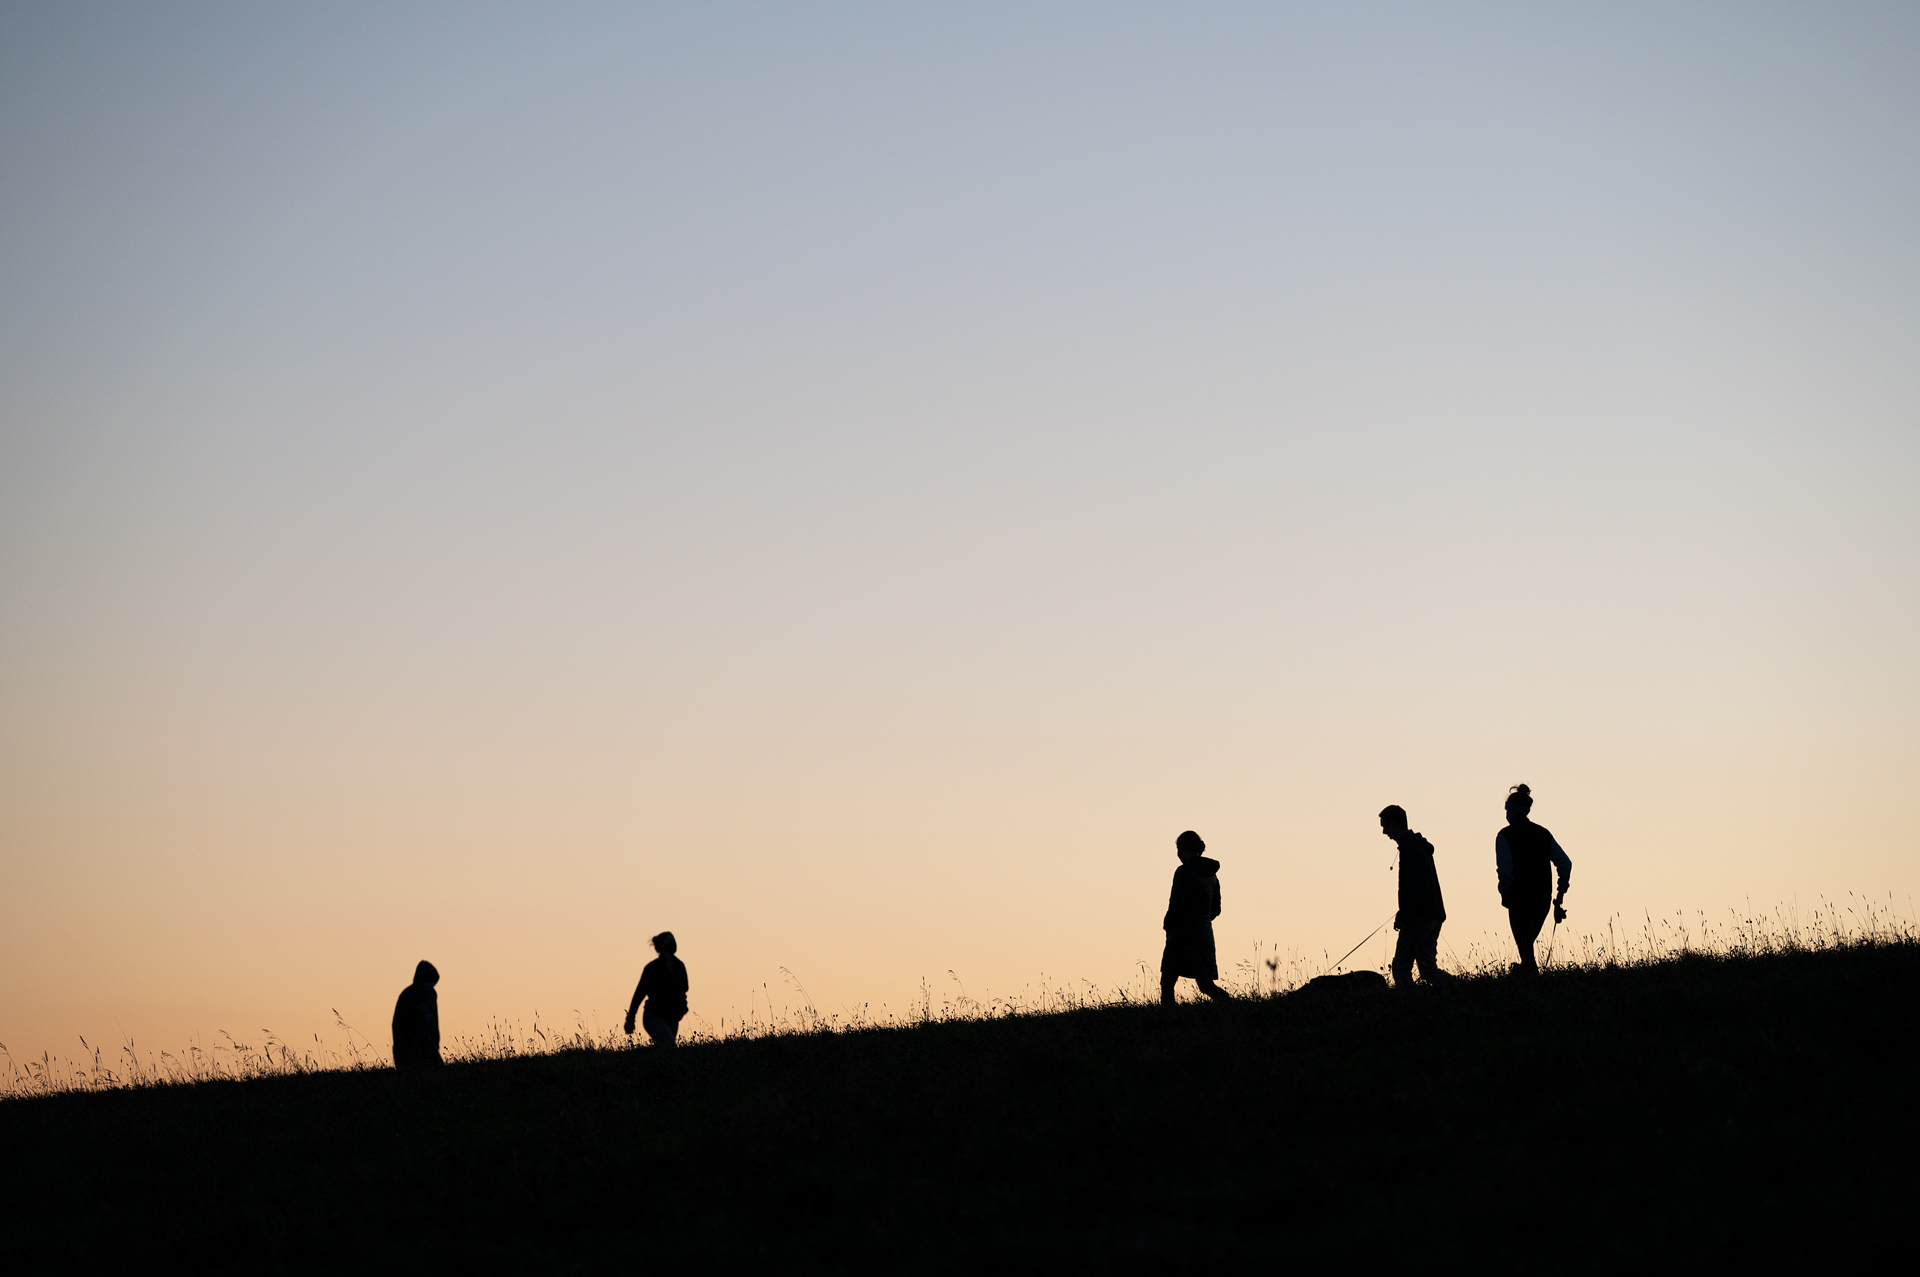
1161 831 1232 1006
625 931 690 1046
1380 805 1455 988
391 959 442 1068
1497 784 1572 974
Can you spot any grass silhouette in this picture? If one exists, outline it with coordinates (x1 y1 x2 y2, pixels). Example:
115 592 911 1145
4 895 1900 1095
0 899 1912 1265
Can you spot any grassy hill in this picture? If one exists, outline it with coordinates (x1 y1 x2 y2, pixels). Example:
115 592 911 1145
3 942 1913 1268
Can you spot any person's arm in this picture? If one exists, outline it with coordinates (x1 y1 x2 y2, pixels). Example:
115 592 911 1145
625 971 649 1034
1549 839 1572 901
426 989 440 1056
1494 832 1512 901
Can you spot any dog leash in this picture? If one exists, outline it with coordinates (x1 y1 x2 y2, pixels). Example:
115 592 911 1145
1329 912 1394 972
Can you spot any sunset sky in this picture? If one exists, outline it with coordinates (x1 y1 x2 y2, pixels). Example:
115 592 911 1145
3 3 1917 1068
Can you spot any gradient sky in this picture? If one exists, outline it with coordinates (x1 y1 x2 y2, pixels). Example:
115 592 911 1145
3 2 1917 1067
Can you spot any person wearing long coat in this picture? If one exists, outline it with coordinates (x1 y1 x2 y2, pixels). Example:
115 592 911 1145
1160 830 1232 1005
391 959 442 1068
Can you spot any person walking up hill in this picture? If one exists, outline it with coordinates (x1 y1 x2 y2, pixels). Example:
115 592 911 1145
1497 784 1572 975
1161 831 1232 1006
391 959 442 1068
1379 806 1455 988
626 932 690 1046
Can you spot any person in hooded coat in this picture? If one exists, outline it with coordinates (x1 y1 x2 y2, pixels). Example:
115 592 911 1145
391 959 442 1068
1160 830 1232 1006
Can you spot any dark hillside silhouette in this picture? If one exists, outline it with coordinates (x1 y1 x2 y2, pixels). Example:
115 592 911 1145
4 943 1912 1267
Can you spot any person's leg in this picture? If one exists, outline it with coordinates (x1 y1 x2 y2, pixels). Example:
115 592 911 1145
1391 926 1417 988
1508 901 1548 972
642 1012 678 1046
1194 978 1232 1002
1160 971 1179 1005
1416 920 1454 983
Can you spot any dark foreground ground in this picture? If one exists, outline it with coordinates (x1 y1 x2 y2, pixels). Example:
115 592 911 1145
4 944 1915 1269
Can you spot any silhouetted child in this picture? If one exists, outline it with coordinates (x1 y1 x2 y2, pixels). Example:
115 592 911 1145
391 959 442 1068
1161 831 1232 1005
1379 805 1455 988
1496 784 1572 974
625 931 690 1046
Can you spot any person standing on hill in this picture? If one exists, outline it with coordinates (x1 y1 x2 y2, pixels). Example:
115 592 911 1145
625 931 690 1046
1379 805 1455 988
1161 831 1232 1006
391 959 442 1068
1497 784 1572 974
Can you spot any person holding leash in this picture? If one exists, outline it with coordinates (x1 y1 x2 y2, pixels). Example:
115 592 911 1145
1378 805 1455 988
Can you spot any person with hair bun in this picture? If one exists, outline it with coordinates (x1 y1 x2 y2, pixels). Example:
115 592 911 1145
1496 785 1572 974
625 931 690 1046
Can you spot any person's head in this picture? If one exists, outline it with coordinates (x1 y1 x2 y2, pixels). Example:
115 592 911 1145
1175 830 1205 862
413 959 439 987
651 931 677 956
1378 805 1408 837
1505 783 1534 822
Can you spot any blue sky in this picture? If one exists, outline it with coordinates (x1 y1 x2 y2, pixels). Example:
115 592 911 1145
3 3 1916 1062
